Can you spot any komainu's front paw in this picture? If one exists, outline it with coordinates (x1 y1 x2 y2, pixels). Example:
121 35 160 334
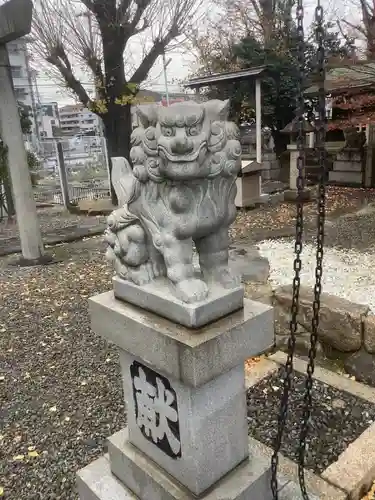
175 278 209 304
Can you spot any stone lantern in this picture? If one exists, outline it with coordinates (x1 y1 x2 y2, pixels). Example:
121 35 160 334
281 116 315 201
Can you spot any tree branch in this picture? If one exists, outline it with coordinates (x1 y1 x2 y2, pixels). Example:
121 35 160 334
129 0 152 33
46 45 93 106
131 38 165 83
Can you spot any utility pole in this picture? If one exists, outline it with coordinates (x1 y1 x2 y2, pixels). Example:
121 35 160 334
25 43 41 153
0 0 47 264
162 52 172 106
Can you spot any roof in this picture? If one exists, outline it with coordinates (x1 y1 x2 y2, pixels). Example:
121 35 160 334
138 89 163 100
280 117 315 134
183 66 267 89
306 62 375 96
59 104 84 113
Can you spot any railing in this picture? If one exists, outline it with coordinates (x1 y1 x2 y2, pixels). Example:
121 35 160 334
34 186 110 205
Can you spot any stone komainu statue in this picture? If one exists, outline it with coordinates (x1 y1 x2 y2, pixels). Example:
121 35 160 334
104 99 242 304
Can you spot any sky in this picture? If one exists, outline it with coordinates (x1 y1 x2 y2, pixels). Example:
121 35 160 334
33 0 359 106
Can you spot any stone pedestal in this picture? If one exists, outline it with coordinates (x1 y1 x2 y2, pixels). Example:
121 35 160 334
287 144 302 190
262 151 280 181
235 160 269 208
284 144 311 202
329 149 364 185
77 291 277 499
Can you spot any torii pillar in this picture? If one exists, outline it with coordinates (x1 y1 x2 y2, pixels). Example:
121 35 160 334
0 0 46 263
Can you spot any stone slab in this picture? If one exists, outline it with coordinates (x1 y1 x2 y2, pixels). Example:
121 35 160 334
249 437 347 500
245 357 279 389
321 422 375 500
329 170 362 185
278 481 320 499
333 161 362 172
118 355 248 495
228 245 270 284
270 351 375 404
113 275 244 328
273 285 368 352
89 292 274 388
77 455 137 500
108 428 273 500
364 314 375 353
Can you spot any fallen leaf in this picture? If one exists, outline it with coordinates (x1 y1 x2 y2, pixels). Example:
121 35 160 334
28 450 39 458
13 455 25 461
28 446 35 452
0 486 4 496
49 406 57 413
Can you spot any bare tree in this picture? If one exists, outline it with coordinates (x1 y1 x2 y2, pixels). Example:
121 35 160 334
33 0 202 203
341 0 375 58
211 0 295 46
187 0 296 79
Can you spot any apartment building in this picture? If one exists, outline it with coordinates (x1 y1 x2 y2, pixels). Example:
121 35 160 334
7 36 39 148
59 104 100 135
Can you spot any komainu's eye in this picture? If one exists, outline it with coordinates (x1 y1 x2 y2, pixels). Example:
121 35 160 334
161 126 175 137
187 125 200 136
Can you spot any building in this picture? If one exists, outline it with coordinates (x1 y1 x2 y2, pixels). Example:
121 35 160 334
37 102 60 139
59 103 101 135
7 36 39 148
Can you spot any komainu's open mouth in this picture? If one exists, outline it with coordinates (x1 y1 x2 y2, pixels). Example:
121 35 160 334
158 142 207 163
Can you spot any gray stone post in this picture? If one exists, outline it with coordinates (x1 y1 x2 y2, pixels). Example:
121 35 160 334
56 141 70 208
0 0 45 262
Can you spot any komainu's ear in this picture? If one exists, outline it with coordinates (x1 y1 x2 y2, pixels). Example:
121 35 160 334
203 99 230 121
136 105 158 128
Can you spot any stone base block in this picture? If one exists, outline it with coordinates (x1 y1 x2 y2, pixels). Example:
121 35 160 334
89 293 274 388
113 276 244 328
278 481 320 500
107 429 273 500
77 455 137 500
329 170 362 185
333 160 362 172
119 355 248 495
76 449 320 500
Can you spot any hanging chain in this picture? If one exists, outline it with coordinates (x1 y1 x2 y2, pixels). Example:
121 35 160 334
298 2 326 498
270 1 306 498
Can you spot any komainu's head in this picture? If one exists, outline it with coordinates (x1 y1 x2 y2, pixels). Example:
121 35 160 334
133 99 241 181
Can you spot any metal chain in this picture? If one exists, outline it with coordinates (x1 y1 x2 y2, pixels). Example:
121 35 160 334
298 2 326 498
270 1 306 497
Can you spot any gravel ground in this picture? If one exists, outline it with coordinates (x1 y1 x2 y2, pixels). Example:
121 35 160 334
0 237 125 500
230 186 375 242
247 367 375 473
257 238 375 312
1 186 375 498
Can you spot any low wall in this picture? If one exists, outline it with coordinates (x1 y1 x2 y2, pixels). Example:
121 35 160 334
273 285 375 386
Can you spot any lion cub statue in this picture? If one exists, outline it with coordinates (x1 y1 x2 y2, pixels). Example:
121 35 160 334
105 99 242 304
